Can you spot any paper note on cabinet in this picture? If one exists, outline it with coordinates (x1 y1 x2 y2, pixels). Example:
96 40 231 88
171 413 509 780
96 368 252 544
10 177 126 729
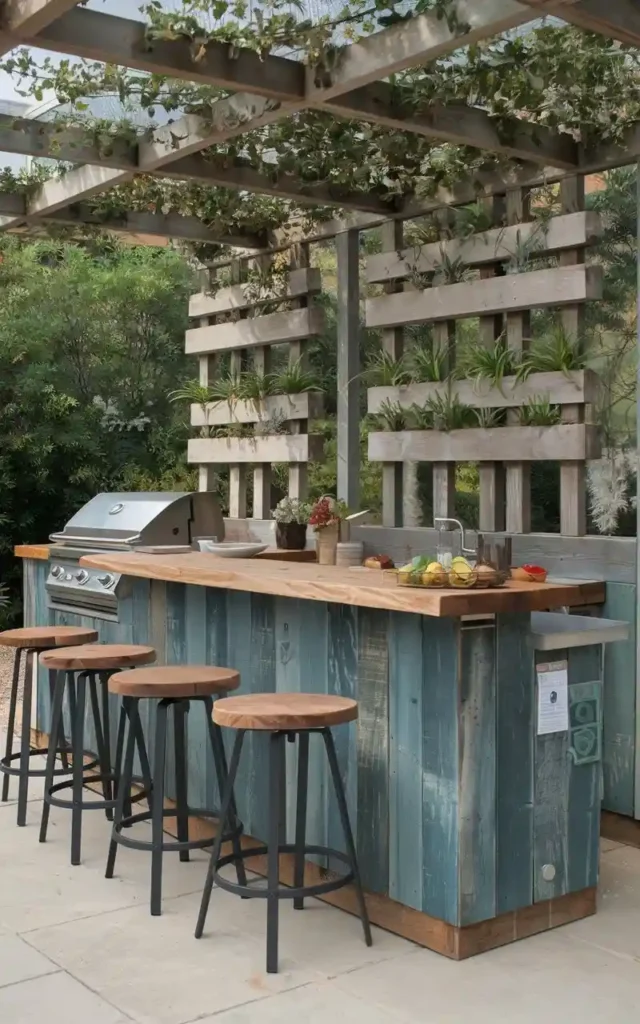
537 661 569 735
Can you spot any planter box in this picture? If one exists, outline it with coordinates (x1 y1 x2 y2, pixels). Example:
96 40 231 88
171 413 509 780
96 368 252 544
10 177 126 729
368 425 601 463
189 268 321 317
188 434 324 464
365 266 603 329
366 212 602 284
186 307 325 355
191 392 323 427
368 370 601 414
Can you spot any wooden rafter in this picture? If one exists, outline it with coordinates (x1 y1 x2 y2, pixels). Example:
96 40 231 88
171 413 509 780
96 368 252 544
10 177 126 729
522 0 640 45
0 0 79 38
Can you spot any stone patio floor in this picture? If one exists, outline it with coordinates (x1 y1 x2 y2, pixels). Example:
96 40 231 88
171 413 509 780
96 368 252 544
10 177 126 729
1 741 640 1023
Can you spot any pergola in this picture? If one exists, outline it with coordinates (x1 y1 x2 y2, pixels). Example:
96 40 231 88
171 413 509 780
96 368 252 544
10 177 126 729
0 0 638 530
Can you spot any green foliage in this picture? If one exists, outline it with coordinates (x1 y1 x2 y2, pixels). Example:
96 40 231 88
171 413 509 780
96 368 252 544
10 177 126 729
518 397 561 426
411 340 449 383
0 237 196 619
518 326 586 378
364 350 412 387
463 336 519 390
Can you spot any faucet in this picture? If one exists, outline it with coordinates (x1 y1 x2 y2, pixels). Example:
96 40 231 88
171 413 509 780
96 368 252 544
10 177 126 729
434 517 476 556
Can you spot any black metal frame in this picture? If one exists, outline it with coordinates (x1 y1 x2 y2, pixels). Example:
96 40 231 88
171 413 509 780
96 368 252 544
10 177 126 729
0 648 85 827
195 727 372 974
106 694 246 917
39 667 150 866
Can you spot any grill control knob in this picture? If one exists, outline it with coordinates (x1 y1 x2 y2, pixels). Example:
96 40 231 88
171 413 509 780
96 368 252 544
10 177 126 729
50 565 63 579
75 570 89 585
97 574 115 589
64 573 73 581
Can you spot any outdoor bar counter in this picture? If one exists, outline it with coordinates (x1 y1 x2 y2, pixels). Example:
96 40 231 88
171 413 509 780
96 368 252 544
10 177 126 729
18 547 622 959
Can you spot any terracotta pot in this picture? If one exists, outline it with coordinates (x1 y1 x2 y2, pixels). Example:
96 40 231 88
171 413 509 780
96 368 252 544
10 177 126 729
316 523 339 566
275 522 307 550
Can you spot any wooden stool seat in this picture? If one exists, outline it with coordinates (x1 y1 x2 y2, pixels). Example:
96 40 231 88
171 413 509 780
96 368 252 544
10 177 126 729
40 643 156 671
213 693 358 731
109 665 240 699
0 626 98 650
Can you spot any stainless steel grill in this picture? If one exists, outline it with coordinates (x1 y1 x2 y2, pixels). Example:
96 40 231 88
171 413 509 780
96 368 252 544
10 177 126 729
46 491 224 620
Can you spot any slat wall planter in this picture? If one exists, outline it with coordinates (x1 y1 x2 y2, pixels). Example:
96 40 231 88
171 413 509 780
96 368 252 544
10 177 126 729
368 369 601 414
366 264 603 329
369 425 601 463
365 194 602 535
186 252 326 510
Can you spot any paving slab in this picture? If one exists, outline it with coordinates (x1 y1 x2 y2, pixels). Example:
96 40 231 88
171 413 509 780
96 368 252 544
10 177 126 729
0 933 58 989
0 970 129 1024
201 980 406 1023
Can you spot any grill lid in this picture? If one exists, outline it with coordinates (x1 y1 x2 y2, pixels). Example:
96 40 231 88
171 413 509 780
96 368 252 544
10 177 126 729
50 492 224 550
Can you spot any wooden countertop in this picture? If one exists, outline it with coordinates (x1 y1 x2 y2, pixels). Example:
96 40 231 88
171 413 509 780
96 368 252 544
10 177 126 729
15 544 315 563
79 550 605 618
14 544 50 560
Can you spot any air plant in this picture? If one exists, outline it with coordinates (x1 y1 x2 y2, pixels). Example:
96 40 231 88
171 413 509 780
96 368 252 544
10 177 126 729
518 396 561 426
411 339 450 383
475 407 508 428
422 392 476 431
363 349 412 387
168 379 213 406
269 357 324 395
370 399 408 432
0 584 9 609
463 336 520 392
518 326 587 379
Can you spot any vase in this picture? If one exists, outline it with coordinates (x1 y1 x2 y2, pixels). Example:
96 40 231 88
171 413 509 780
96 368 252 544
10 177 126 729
316 523 339 566
275 522 307 550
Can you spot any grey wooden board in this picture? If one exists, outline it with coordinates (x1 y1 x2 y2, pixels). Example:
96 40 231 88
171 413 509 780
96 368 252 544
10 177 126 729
496 612 534 914
421 615 460 923
602 583 637 817
275 596 302 843
368 424 601 463
533 648 571 902
356 607 390 894
188 433 324 465
458 623 497 925
327 603 358 873
531 611 629 650
567 644 602 892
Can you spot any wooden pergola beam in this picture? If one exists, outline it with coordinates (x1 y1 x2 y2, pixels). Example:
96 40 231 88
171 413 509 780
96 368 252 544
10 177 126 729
522 0 640 45
36 207 265 249
0 0 79 36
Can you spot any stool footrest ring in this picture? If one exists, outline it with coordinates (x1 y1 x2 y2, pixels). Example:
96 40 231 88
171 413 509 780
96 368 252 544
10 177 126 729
111 806 243 854
44 775 151 813
0 749 89 779
213 843 354 901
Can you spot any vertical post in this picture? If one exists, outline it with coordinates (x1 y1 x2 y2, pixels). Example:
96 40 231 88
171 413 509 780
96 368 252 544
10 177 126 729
478 195 506 532
433 209 457 523
228 259 247 519
252 254 273 519
505 188 532 534
380 220 404 526
288 242 310 501
635 162 640 821
198 268 218 493
559 175 587 536
336 228 361 509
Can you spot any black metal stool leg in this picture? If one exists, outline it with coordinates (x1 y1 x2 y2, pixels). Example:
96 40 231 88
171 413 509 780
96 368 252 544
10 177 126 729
173 701 190 864
204 698 247 890
129 699 153 814
150 699 168 916
70 672 87 866
39 669 66 843
100 672 113 793
195 729 245 939
1 648 21 803
293 731 309 910
322 729 372 947
89 673 113 821
50 669 69 772
16 649 34 826
106 700 136 879
266 731 285 974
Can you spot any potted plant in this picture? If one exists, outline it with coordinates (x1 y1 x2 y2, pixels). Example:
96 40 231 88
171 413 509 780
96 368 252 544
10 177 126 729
309 495 348 566
271 497 311 550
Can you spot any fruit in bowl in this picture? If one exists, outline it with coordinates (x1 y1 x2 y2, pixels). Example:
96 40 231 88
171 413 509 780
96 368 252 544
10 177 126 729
448 558 478 589
511 564 548 583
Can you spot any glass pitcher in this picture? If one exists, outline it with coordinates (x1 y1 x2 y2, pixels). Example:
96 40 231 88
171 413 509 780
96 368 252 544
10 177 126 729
434 517 476 569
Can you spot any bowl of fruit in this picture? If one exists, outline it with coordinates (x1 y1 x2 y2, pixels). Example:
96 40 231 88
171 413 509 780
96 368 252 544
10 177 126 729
396 556 507 589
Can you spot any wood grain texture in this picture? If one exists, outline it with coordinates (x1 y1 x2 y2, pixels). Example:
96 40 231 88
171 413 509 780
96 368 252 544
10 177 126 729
109 664 240 697
185 307 325 354
365 212 602 283
365 266 603 329
190 392 323 427
368 424 601 463
188 433 324 465
79 551 604 617
14 544 50 560
567 644 601 892
0 624 97 648
602 582 637 816
213 691 357 729
533 649 570 902
356 607 390 894
188 267 321 317
327 603 359 871
368 371 600 413
459 624 497 925
496 613 534 914
422 615 459 923
39 642 156 669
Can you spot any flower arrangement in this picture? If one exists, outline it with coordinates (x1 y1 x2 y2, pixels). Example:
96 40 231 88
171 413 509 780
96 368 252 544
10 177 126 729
271 497 311 525
309 496 348 531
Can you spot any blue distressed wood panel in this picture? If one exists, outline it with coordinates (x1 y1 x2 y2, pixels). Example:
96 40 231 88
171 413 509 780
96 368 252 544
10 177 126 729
496 612 534 915
205 587 229 810
246 593 276 841
184 584 209 809
533 649 570 902
225 590 254 831
602 582 636 817
388 611 423 910
421 615 459 924
356 607 390 895
458 623 497 925
297 599 329 867
567 644 602 892
164 583 187 802
327 603 358 871
274 597 301 843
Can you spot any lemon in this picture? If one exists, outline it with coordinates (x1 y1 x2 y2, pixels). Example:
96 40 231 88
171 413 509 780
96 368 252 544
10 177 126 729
426 561 444 573
448 567 478 588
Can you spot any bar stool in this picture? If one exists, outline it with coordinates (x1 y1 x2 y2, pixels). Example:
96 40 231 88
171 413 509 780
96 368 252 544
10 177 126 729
105 665 247 916
195 693 372 974
0 625 98 826
39 643 156 865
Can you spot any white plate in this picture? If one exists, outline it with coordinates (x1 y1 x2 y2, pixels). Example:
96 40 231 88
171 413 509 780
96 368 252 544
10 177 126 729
198 541 268 558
